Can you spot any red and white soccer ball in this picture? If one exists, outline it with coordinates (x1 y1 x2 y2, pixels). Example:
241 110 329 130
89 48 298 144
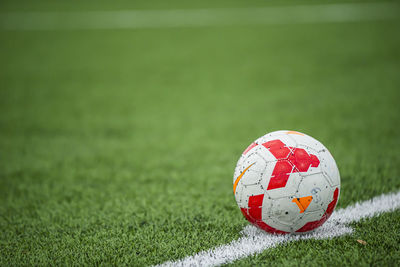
233 130 340 234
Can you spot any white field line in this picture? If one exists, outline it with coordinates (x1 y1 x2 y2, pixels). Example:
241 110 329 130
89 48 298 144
158 191 400 267
0 2 399 31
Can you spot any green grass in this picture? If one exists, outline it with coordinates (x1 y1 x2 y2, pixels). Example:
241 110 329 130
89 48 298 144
1 0 400 265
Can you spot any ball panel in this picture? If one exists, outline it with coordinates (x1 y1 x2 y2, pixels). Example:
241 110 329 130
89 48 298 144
262 218 292 233
317 149 340 187
263 196 303 227
295 187 339 232
233 147 267 183
235 153 266 186
293 209 325 231
235 183 264 209
296 172 331 213
254 144 278 163
266 172 302 199
259 133 297 151
240 194 289 234
289 132 327 152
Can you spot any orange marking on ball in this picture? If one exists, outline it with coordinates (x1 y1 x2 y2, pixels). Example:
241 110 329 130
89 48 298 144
286 131 304 135
233 163 255 194
292 196 313 213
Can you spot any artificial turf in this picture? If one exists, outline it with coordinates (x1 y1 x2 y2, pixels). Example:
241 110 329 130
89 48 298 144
1 0 400 265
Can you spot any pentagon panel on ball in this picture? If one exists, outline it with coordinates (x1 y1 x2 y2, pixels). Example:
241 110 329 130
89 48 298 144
233 130 340 234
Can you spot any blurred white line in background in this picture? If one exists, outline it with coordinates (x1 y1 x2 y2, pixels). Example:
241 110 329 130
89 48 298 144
0 2 399 30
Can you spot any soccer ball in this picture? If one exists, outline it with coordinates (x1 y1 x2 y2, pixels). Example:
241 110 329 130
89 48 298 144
233 130 340 234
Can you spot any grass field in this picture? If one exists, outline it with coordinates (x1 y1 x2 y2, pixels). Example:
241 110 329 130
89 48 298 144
1 0 400 265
